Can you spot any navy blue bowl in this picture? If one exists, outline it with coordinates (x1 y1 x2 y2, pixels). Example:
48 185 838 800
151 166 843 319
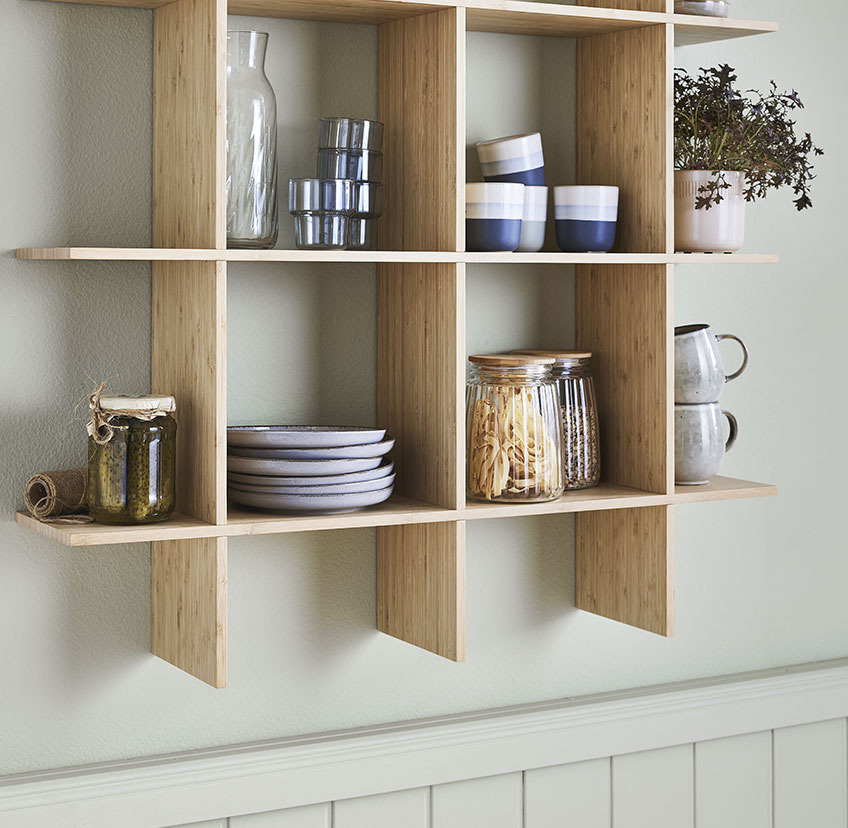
466 218 522 252
555 219 616 253
484 167 546 187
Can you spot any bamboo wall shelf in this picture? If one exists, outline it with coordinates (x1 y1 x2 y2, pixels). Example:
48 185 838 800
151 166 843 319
18 0 779 688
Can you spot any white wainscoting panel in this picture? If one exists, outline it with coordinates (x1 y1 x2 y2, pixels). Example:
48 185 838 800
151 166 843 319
525 759 611 828
431 772 522 828
773 718 848 828
333 788 429 828
695 731 772 828
612 744 694 828
2 661 848 828
230 804 331 827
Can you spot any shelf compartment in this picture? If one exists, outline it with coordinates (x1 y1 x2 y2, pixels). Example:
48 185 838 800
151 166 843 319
16 248 780 264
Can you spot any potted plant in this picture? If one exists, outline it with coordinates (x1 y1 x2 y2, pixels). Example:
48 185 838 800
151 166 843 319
674 65 823 253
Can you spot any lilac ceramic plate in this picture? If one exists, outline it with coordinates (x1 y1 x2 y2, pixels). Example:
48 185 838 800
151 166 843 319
226 460 394 488
227 438 394 461
227 483 394 513
227 426 386 449
227 455 382 477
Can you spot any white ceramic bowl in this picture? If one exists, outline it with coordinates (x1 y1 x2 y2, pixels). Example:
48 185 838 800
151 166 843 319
466 182 525 220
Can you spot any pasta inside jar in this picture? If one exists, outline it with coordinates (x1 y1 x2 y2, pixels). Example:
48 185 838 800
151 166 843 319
466 355 563 503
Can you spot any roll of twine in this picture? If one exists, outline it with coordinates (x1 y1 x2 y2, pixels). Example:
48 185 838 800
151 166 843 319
24 468 93 524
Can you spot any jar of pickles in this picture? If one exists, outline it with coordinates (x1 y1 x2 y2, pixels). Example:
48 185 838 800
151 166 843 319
466 354 563 503
86 389 177 524
515 350 600 490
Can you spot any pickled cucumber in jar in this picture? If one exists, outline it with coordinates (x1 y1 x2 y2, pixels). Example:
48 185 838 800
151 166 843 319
86 393 177 525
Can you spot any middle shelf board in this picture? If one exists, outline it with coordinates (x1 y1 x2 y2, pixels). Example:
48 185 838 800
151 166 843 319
15 477 777 547
16 248 780 265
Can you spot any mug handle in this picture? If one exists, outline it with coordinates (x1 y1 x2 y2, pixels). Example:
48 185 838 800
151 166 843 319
716 334 749 382
723 410 739 453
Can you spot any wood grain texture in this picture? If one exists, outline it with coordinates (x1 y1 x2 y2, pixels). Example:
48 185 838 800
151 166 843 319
673 15 778 46
379 7 463 251
333 788 429 828
612 744 694 828
578 24 668 253
152 261 227 525
378 264 464 509
231 804 331 827
466 2 666 36
153 0 225 249
432 773 522 828
773 720 848 828
151 537 227 688
377 521 466 661
576 505 673 635
578 0 667 14
525 760 611 828
576 264 672 494
695 732 772 828
230 0 451 22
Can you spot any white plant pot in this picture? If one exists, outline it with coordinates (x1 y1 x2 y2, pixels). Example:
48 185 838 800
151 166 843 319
674 170 746 253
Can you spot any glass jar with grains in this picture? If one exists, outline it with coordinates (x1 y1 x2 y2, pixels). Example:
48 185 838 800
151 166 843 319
86 388 177 524
466 354 563 503
515 350 600 490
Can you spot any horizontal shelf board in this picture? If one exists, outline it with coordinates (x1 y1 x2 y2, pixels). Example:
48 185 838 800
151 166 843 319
464 1 667 37
226 496 457 534
17 248 779 265
14 510 221 548
14 477 776 547
673 14 778 46
227 0 453 23
463 482 668 518
672 476 777 503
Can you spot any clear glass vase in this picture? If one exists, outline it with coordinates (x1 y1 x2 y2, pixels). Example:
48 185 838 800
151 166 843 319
226 31 278 249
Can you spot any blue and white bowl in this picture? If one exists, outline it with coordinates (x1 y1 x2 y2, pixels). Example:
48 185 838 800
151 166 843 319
553 185 619 253
476 133 545 186
466 182 525 252
517 186 548 253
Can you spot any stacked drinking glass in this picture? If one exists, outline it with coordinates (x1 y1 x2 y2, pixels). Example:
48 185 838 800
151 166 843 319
289 117 384 250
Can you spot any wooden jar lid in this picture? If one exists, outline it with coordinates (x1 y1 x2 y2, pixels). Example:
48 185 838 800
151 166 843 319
511 349 592 360
468 353 555 366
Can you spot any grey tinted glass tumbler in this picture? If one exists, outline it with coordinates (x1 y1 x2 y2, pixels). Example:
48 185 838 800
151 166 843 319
226 31 278 249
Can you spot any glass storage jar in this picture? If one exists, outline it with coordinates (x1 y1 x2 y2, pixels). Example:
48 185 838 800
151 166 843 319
466 354 563 503
515 350 600 490
86 393 177 524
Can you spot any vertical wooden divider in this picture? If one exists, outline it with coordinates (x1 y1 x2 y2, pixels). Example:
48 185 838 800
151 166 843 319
375 7 467 660
574 24 675 636
150 0 228 687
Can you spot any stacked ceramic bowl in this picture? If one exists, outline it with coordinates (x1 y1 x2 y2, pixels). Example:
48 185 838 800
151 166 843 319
227 426 395 513
288 117 384 251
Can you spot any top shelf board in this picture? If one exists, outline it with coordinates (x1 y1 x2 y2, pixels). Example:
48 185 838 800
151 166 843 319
38 0 777 45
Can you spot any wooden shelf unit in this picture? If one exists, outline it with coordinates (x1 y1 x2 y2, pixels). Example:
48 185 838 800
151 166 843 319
18 0 778 688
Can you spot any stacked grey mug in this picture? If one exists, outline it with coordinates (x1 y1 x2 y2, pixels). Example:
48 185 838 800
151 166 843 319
289 117 384 250
674 324 748 484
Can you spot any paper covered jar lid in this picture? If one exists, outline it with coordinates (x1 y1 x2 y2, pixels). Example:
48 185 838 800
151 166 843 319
97 395 176 413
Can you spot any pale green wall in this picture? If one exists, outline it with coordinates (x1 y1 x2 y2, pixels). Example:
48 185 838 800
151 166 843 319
1 0 845 776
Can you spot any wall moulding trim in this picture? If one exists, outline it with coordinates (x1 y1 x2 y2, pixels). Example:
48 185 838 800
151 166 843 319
1 659 847 828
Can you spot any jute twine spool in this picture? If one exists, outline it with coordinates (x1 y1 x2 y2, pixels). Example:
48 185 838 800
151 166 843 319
24 468 93 524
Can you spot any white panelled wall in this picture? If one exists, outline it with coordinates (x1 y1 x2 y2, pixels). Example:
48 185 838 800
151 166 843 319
2 661 847 828
213 723 847 828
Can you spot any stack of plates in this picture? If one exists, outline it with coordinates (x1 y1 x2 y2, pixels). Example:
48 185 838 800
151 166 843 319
227 426 395 513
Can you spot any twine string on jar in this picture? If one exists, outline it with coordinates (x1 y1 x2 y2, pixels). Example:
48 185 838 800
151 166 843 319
87 382 175 445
